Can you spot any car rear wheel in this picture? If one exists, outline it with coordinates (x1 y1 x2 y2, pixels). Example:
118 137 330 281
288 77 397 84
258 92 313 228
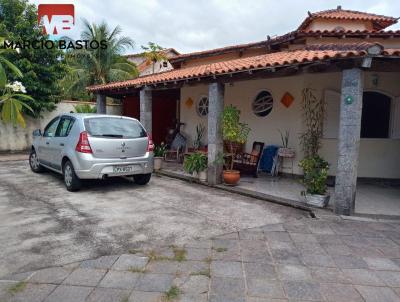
63 160 82 192
133 173 151 185
29 149 44 173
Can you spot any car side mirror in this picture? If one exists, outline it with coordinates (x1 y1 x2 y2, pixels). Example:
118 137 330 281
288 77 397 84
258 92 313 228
33 129 42 137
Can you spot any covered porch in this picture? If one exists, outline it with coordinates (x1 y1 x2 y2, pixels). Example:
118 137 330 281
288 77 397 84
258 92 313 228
89 43 400 216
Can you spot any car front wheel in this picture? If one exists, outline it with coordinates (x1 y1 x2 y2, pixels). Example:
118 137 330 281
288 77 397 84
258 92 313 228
29 149 44 173
63 160 82 192
133 173 151 185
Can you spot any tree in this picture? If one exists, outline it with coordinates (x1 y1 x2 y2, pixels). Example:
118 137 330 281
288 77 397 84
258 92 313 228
141 42 168 74
0 0 66 116
62 19 138 98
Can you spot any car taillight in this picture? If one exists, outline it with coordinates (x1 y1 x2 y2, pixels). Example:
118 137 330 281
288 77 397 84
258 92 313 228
76 131 92 153
147 134 154 152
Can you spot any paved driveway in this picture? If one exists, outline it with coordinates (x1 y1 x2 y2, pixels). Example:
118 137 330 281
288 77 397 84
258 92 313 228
0 160 306 277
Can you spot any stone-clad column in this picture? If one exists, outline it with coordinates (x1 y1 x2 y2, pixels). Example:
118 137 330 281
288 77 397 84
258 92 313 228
140 88 152 134
334 68 364 216
207 82 224 185
96 93 106 114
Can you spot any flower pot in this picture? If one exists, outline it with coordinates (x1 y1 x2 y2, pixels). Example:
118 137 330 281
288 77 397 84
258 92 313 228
223 170 240 185
198 170 207 182
154 157 163 170
305 193 330 208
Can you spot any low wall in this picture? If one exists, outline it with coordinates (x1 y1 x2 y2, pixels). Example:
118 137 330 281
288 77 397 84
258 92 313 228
0 100 122 152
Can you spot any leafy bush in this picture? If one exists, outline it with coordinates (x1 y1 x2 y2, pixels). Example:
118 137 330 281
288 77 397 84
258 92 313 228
154 143 167 157
184 152 207 174
74 103 96 113
299 156 329 195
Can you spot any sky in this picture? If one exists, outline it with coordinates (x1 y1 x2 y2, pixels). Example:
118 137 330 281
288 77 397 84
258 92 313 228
29 0 400 55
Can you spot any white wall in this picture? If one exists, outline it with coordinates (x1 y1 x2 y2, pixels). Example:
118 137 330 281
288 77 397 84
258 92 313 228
180 71 400 179
0 100 122 152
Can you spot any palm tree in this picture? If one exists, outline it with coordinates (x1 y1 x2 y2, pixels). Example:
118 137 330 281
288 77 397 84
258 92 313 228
141 42 168 74
0 37 23 89
61 19 138 97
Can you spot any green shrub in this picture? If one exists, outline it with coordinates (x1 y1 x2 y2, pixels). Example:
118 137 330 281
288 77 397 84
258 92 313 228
184 152 207 174
154 143 167 157
299 156 329 195
74 103 97 113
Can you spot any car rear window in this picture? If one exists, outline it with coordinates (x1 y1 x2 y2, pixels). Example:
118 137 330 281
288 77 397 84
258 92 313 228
84 117 147 138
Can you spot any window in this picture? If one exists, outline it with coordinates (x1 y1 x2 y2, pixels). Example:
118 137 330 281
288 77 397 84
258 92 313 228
197 96 209 117
361 92 391 138
56 117 74 137
84 117 146 138
252 90 273 117
43 117 60 137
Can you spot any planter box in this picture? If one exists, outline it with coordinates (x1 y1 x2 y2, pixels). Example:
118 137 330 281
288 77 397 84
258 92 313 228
305 193 330 208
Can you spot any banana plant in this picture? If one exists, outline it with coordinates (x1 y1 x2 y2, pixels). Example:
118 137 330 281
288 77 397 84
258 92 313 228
0 37 23 89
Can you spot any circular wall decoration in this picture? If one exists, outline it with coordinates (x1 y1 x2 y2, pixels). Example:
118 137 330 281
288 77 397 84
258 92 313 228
197 96 209 117
252 90 273 117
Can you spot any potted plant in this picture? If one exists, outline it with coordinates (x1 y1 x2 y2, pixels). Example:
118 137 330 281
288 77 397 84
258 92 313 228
193 123 205 151
222 105 250 185
299 156 330 207
277 129 295 157
183 152 208 181
153 143 167 170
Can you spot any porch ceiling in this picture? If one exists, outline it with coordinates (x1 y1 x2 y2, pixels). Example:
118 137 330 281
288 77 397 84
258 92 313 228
87 43 400 96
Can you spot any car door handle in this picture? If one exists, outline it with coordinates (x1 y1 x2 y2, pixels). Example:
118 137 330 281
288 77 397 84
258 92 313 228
60 143 64 146
46 142 50 145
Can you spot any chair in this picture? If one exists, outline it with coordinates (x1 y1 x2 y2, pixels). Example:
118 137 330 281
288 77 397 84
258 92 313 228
164 132 187 162
233 141 265 177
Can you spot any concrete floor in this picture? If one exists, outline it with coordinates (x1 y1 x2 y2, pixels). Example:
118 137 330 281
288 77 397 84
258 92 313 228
0 160 306 277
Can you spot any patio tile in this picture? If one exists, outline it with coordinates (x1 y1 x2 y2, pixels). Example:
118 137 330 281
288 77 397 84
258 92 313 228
29 267 72 284
241 240 272 263
146 260 181 274
44 285 93 302
213 233 239 240
86 287 130 302
289 233 318 243
247 279 285 299
185 239 212 249
349 245 384 257
276 265 312 281
111 254 149 271
243 262 277 279
186 248 210 261
307 223 334 235
322 244 352 256
129 291 164 302
134 273 174 292
282 280 322 301
80 255 119 269
211 261 243 278
341 269 385 286
310 267 349 283
283 222 311 234
319 283 363 302
62 268 106 287
261 224 285 233
375 271 400 287
301 253 336 268
179 261 209 274
268 240 296 250
209 294 245 302
265 232 292 243
296 242 326 255
179 293 208 302
332 255 368 269
246 298 288 302
210 277 245 298
355 285 400 302
239 229 265 240
315 234 343 244
178 275 209 294
363 257 400 271
98 271 140 289
3 283 56 302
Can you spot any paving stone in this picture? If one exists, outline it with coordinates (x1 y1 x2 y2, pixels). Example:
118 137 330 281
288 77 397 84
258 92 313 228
363 257 400 271
332 255 368 269
239 229 265 240
98 271 140 289
146 260 182 274
80 255 119 269
111 254 149 271
283 222 311 234
44 285 92 302
319 283 363 302
179 293 208 302
355 285 400 302
277 265 312 281
268 240 296 250
3 283 56 302
264 232 292 243
375 271 400 287
211 261 243 278
241 240 272 263
289 233 318 243
213 232 239 240
86 287 130 302
2 271 36 282
29 267 72 284
210 277 245 298
209 294 245 302
186 248 210 261
243 262 277 279
179 275 209 294
315 234 343 244
246 298 287 302
185 240 212 249
366 237 398 248
296 242 326 255
283 281 322 301
379 247 400 258
301 253 336 267
322 244 352 255
261 224 285 233
349 245 384 257
310 267 349 283
271 249 302 265
212 239 241 261
62 268 106 287
134 273 174 292
247 279 285 299
307 223 334 235
342 269 385 286
129 290 164 302
179 261 209 274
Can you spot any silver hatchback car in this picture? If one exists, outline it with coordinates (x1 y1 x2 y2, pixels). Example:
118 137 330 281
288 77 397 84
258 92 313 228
29 114 154 191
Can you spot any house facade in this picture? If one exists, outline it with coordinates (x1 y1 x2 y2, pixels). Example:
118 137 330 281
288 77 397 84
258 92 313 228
89 7 400 215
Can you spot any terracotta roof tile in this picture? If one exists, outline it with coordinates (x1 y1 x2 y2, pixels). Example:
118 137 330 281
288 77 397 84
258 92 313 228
87 42 396 93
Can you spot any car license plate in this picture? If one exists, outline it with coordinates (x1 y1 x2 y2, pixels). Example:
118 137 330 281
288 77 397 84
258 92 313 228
113 165 133 173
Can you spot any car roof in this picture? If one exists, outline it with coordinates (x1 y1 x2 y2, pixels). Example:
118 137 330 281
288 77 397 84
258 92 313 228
62 113 138 121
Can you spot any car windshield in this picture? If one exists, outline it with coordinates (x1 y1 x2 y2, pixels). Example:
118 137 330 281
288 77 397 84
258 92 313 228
84 117 147 139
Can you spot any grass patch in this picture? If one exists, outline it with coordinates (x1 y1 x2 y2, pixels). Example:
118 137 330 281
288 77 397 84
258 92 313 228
146 250 170 262
212 247 228 252
163 285 180 301
190 268 211 278
128 249 143 254
172 247 187 262
128 266 146 273
120 296 129 302
8 281 27 295
203 256 212 264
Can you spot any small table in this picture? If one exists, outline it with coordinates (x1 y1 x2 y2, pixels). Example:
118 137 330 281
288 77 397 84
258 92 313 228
272 148 295 176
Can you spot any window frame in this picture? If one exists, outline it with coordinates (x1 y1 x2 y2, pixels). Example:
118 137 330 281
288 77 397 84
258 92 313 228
196 95 209 117
252 89 274 117
55 116 75 137
43 117 61 138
